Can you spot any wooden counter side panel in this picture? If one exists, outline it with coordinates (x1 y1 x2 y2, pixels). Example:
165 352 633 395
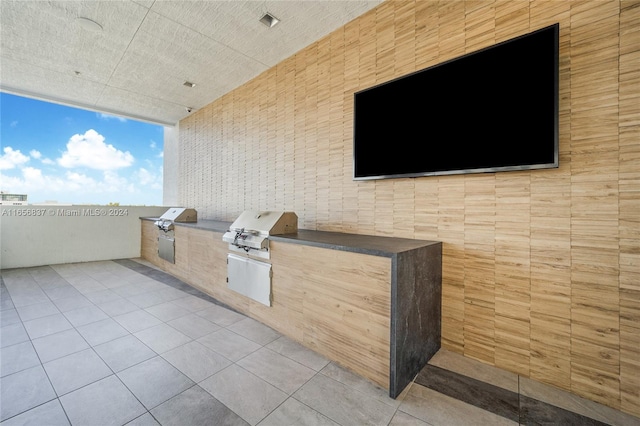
141 221 158 261
190 235 250 313
251 262 305 341
270 241 392 389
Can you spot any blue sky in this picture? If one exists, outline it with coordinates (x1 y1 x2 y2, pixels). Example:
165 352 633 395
0 93 164 205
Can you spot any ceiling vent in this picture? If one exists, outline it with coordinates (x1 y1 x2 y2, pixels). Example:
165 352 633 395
259 12 279 28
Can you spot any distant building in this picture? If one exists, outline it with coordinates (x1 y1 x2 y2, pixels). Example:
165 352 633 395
32 200 73 206
0 192 28 206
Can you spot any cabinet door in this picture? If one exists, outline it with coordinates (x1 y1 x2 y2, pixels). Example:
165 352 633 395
227 253 272 306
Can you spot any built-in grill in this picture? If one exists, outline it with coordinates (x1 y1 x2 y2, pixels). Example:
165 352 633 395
222 210 297 259
155 207 197 263
223 210 297 306
155 207 197 232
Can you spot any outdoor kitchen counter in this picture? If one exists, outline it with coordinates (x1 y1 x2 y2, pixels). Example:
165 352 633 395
143 217 437 255
271 229 440 256
141 217 231 233
140 217 442 398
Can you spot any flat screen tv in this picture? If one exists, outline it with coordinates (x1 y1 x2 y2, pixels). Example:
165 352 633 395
353 23 559 180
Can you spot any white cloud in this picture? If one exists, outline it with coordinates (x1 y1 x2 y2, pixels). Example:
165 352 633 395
57 129 134 170
103 170 135 193
137 168 154 185
1 166 160 205
0 147 30 170
56 170 135 194
148 139 162 158
64 171 97 191
134 167 163 190
10 120 18 128
0 131 160 204
97 113 127 122
1 167 67 193
30 149 56 165
0 167 135 198
22 167 42 180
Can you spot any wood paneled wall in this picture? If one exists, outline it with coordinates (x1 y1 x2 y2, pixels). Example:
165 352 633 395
177 0 640 417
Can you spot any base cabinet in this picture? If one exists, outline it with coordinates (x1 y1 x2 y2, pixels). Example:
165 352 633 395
158 234 175 263
141 219 441 397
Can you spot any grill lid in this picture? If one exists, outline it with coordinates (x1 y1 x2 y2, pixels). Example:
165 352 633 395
159 208 197 222
227 211 297 236
155 207 197 231
222 211 297 256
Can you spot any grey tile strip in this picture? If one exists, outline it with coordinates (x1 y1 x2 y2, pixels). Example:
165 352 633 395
519 395 610 426
415 364 520 421
415 364 613 426
113 259 240 313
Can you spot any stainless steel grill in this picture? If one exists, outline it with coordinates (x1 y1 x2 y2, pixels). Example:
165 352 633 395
154 207 197 232
222 210 297 259
155 207 197 263
223 210 297 307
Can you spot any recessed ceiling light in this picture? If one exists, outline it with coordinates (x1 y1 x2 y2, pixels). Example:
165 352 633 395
76 17 103 32
183 81 196 88
259 12 279 28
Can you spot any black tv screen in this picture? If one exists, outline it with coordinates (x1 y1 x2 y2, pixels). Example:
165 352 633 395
353 23 559 180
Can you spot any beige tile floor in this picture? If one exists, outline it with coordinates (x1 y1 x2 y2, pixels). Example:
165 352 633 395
1 260 637 426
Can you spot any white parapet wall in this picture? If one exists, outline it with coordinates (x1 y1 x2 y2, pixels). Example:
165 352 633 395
0 205 169 269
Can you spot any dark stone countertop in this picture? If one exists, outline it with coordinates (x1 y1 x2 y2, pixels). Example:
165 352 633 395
271 230 439 257
142 217 230 233
141 217 439 258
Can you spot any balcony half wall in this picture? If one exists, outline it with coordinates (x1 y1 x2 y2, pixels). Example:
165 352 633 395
0 205 167 269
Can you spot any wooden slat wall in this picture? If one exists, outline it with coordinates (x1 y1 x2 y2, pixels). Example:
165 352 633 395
176 0 640 417
619 0 640 417
570 0 622 407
